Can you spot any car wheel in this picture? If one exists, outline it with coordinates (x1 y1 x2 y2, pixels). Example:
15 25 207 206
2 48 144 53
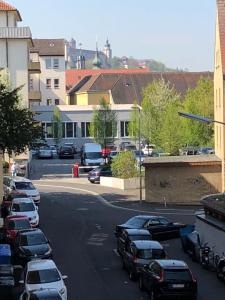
139 275 145 291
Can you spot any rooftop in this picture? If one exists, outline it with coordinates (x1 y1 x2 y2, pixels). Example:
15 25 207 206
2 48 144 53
31 39 65 56
0 0 21 21
27 259 56 271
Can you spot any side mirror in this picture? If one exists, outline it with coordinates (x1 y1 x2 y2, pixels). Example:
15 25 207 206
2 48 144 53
62 275 68 280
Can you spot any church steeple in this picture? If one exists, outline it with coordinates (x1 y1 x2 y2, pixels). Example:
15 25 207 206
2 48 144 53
103 37 112 65
92 42 102 69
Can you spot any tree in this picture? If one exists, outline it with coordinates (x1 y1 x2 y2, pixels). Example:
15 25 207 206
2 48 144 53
52 106 62 145
128 102 139 144
90 98 117 147
182 77 214 146
111 151 138 179
0 76 44 156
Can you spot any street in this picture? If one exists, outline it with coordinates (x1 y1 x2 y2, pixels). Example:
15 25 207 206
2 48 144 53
29 158 225 299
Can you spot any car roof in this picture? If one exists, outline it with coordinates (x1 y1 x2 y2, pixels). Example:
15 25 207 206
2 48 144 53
6 215 29 221
27 259 56 271
12 198 34 204
19 228 43 236
155 259 188 269
131 215 163 220
132 240 163 249
30 289 61 296
125 229 151 236
4 176 31 183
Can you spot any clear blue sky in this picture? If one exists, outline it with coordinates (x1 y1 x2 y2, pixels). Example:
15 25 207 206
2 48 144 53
9 0 216 71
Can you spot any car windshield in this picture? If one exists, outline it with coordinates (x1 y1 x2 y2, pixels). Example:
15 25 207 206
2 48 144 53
126 217 146 228
137 249 165 259
27 268 61 284
12 202 35 212
164 269 192 282
130 235 150 241
20 233 47 246
86 152 102 159
30 293 62 300
10 194 29 199
15 182 35 190
8 219 30 230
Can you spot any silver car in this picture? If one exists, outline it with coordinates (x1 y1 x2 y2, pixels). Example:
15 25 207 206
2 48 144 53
38 146 53 159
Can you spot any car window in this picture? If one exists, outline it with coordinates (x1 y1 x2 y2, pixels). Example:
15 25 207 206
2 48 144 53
144 219 160 227
12 202 35 212
20 233 47 246
126 217 146 228
159 218 170 225
130 235 150 241
30 293 62 300
8 219 30 230
15 182 35 190
164 269 192 281
27 268 61 284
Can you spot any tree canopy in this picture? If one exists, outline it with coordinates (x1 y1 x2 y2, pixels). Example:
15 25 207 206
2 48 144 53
0 76 44 155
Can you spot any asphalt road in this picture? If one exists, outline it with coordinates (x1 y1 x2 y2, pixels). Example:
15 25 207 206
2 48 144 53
29 158 225 299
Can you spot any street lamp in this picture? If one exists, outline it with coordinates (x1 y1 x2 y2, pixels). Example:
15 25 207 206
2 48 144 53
132 105 142 204
178 111 225 125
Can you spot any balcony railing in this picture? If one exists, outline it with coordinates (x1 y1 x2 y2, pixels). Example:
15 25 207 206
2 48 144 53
0 27 32 39
29 90 42 101
28 61 41 73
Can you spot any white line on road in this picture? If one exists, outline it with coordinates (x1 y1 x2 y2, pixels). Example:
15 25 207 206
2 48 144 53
113 249 120 257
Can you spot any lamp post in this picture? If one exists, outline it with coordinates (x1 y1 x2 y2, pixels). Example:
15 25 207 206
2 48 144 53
178 111 225 125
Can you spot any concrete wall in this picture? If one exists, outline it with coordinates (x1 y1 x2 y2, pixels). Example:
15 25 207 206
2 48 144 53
0 11 17 27
145 163 222 204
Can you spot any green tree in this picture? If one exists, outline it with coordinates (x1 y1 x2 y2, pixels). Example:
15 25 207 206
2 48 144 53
111 151 138 179
90 98 117 147
52 106 62 145
182 77 214 146
0 77 43 155
128 102 139 144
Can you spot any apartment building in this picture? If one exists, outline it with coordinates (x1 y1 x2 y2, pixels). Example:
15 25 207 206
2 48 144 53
0 0 33 107
29 39 66 107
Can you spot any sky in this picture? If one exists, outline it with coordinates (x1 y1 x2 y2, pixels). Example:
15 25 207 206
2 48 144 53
8 0 216 71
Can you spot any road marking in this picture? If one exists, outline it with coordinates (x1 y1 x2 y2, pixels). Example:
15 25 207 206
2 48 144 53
86 233 108 246
113 248 120 257
76 208 89 211
35 183 195 216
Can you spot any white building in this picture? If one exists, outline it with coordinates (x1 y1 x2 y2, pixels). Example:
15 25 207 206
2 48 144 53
30 39 66 107
0 0 33 107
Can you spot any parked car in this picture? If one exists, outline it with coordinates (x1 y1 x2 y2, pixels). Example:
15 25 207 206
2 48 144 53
180 225 200 261
197 147 215 155
132 150 145 165
49 145 58 157
20 289 63 300
118 141 133 151
88 165 112 183
3 176 40 205
63 143 76 154
20 259 67 300
117 228 152 256
102 144 116 158
115 215 185 240
58 146 74 159
108 151 119 160
12 228 52 264
37 146 53 159
179 146 199 156
3 215 31 244
122 240 166 280
151 149 170 157
142 144 156 156
139 259 197 300
9 198 39 227
81 143 104 167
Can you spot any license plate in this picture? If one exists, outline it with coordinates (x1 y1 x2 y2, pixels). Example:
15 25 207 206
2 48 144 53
172 284 184 288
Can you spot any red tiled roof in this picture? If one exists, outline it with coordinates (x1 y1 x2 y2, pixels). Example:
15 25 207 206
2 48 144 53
217 0 225 73
0 1 22 20
66 68 149 90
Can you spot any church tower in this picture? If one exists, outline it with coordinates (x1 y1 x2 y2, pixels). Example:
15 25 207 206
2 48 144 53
103 38 112 64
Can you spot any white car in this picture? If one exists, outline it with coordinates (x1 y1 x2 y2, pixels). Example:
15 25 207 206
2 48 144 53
38 146 53 159
19 288 63 299
3 176 40 205
9 198 39 227
21 259 67 300
142 144 156 156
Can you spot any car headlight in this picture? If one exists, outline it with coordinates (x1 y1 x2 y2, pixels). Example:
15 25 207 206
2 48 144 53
59 288 66 295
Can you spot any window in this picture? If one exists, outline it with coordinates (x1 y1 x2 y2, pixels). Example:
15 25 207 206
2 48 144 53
55 99 59 105
81 122 91 137
120 121 129 137
54 79 59 89
46 123 53 138
53 58 59 69
45 58 51 69
61 122 77 138
47 99 52 106
66 122 73 138
46 78 51 89
73 122 77 137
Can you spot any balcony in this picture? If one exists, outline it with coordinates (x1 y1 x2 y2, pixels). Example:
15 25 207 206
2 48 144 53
29 90 42 101
28 61 41 73
0 27 32 39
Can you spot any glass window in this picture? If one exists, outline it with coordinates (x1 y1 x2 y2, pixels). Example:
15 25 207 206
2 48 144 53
73 123 77 137
46 79 51 89
86 122 91 137
55 99 59 105
46 123 53 138
15 182 35 190
164 269 192 281
81 122 86 137
120 121 129 137
53 58 59 69
9 219 30 230
54 79 59 89
66 122 73 138
27 269 61 284
42 123 46 137
20 233 47 246
47 99 52 106
45 58 51 69
12 202 35 212
126 217 146 228
120 121 124 137
62 123 65 138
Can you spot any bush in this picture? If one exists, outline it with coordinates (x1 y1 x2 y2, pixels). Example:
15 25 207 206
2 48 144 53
111 151 138 179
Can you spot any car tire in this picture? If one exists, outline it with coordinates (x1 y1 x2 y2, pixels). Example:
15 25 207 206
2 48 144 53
139 275 145 291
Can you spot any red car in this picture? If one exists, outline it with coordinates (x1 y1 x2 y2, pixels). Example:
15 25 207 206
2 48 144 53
102 145 116 158
4 215 31 244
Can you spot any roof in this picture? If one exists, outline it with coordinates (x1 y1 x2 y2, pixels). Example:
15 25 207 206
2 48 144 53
12 198 33 204
30 289 60 297
125 229 151 235
6 215 29 220
66 68 149 90
31 39 65 56
4 176 31 183
217 0 225 73
69 71 213 105
27 259 56 271
0 0 21 20
143 154 221 167
155 259 188 269
19 228 42 236
132 240 163 249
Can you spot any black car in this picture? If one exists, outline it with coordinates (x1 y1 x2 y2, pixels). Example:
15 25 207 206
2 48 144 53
115 215 185 240
12 228 52 264
139 259 197 300
88 165 112 183
21 289 63 299
58 146 74 159
122 240 166 280
117 228 152 256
